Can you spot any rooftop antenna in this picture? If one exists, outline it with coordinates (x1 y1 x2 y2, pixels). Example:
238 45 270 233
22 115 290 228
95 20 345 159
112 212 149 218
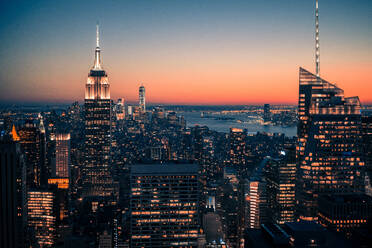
315 0 320 77
96 22 100 48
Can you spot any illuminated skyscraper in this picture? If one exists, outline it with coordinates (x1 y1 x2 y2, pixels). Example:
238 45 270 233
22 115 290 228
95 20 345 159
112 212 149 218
54 133 70 178
229 128 247 167
18 121 44 189
245 160 268 229
139 84 145 113
297 67 364 220
83 25 113 198
296 0 364 220
265 146 296 224
116 98 125 120
27 190 55 247
130 163 199 247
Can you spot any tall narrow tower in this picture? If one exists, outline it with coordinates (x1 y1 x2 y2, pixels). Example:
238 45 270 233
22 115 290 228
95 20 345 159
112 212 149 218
139 84 146 112
315 0 320 77
83 24 113 199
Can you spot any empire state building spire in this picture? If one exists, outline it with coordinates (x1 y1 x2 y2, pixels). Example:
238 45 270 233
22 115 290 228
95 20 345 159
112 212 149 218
93 24 102 70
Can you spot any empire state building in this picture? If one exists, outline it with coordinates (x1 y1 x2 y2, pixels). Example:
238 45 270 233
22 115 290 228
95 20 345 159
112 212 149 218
82 25 113 198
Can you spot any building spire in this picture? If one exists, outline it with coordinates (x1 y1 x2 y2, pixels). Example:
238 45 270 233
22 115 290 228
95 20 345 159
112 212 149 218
315 0 320 77
93 23 102 70
96 23 100 48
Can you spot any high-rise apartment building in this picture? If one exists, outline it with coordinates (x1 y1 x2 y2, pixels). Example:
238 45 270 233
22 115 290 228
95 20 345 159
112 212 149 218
83 25 113 198
0 136 27 248
130 163 199 247
297 67 364 220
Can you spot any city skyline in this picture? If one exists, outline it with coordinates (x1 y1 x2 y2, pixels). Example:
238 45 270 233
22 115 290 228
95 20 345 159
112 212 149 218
0 0 371 105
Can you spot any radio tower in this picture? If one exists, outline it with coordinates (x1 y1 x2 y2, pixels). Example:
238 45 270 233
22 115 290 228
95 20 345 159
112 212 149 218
315 0 320 77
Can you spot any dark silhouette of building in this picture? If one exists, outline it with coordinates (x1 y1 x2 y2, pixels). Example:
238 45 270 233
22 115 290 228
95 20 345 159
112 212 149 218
0 136 27 248
263 104 271 123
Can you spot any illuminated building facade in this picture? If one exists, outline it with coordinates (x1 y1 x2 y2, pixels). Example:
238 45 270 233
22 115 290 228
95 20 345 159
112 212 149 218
245 178 267 229
27 190 55 247
83 25 113 198
297 67 364 220
139 84 145 113
265 146 296 224
54 133 70 178
130 163 199 247
361 116 372 196
0 137 27 248
18 121 45 189
116 98 125 120
317 194 372 233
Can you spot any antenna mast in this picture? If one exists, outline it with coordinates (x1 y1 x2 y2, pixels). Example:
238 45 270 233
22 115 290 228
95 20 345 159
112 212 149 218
315 0 320 77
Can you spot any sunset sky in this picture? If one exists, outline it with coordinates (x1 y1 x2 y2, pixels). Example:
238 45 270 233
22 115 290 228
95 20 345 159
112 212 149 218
0 0 371 105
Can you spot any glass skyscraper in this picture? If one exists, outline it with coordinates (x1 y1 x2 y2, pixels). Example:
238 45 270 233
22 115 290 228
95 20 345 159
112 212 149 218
297 67 365 220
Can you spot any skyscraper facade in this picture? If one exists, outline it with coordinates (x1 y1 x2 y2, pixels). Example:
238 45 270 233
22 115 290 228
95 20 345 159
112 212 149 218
18 121 45 189
54 133 70 178
265 147 296 224
27 190 55 247
297 67 364 220
83 25 113 198
139 85 145 113
130 163 199 247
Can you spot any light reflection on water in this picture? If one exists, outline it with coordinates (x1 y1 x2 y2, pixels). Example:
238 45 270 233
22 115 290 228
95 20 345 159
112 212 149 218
180 111 297 137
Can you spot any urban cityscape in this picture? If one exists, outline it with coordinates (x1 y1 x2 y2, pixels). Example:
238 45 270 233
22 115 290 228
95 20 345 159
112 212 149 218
0 0 371 248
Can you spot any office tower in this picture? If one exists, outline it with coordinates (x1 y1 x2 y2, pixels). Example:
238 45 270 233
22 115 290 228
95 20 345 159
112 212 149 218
54 133 70 178
83 25 113 198
317 194 372 234
245 160 268 230
130 163 199 247
296 0 364 220
139 84 145 112
361 116 372 196
27 190 55 247
116 98 125 120
0 136 27 248
263 104 271 123
229 128 247 167
297 67 364 220
265 147 296 224
18 121 44 189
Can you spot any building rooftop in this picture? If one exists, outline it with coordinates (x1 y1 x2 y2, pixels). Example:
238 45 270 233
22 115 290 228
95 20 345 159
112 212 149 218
284 221 325 232
131 163 198 175
320 194 372 204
